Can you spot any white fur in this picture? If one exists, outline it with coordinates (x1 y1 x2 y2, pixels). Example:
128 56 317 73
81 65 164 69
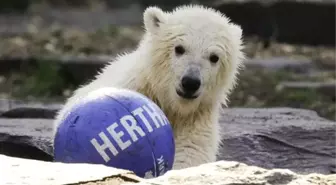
53 4 245 170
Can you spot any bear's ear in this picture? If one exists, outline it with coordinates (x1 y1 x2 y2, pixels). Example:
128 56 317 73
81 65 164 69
229 23 243 39
144 6 166 34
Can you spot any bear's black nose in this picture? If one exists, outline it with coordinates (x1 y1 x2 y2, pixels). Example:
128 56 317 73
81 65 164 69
181 76 201 94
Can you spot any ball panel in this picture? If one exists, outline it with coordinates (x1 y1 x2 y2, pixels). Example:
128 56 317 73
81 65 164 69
54 87 175 178
110 90 175 177
55 95 157 175
54 95 131 164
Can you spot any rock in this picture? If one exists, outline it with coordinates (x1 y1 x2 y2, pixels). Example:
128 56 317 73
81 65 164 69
314 54 336 70
276 81 336 98
244 57 315 73
0 105 335 175
1 107 58 119
1 154 335 185
0 154 142 185
0 118 54 160
0 99 61 115
0 100 60 160
217 108 336 175
140 161 336 185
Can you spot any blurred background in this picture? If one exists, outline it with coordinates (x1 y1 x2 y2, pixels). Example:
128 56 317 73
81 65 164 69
0 0 335 120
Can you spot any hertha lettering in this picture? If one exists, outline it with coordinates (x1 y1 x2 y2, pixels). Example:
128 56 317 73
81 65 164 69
90 103 169 163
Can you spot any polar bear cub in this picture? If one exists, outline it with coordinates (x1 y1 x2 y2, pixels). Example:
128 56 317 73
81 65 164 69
53 4 245 170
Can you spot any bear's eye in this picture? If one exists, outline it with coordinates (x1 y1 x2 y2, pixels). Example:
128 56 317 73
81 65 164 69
209 54 219 64
175 45 185 55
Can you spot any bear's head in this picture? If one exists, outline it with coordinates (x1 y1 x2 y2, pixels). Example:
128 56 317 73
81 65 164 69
141 5 245 115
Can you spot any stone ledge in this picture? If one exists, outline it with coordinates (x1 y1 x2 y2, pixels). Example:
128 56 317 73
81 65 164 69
138 161 336 185
1 154 335 185
0 154 142 185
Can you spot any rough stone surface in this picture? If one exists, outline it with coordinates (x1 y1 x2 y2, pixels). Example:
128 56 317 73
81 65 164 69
218 108 336 175
1 154 335 185
276 81 336 98
244 57 315 73
0 105 335 175
138 161 336 185
0 99 61 115
0 154 141 185
0 118 54 160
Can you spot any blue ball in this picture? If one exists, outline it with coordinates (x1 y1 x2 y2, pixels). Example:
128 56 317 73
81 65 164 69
54 87 175 178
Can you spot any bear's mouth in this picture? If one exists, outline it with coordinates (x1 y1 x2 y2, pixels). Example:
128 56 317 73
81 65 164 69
176 89 199 100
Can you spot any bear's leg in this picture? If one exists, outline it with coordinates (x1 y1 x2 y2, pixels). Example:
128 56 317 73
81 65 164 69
172 119 220 170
